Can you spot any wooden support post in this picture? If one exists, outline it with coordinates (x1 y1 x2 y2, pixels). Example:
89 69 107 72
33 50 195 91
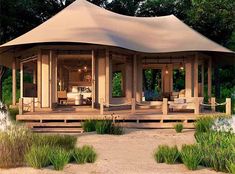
12 58 16 106
194 97 200 115
37 50 42 108
201 63 204 97
226 98 231 116
194 56 199 97
20 62 23 98
105 49 110 107
100 98 104 115
30 98 35 112
162 98 168 115
131 98 136 114
133 55 137 99
208 58 212 98
49 50 52 109
92 50 95 109
19 98 23 115
211 97 216 112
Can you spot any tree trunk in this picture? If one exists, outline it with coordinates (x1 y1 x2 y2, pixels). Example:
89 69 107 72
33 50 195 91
0 66 7 101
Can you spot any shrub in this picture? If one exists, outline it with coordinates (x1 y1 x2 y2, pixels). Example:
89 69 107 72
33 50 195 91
49 147 70 170
73 145 97 164
194 116 214 133
174 123 183 133
33 134 77 150
8 108 19 121
0 125 33 168
82 120 97 132
154 145 179 164
180 144 202 170
227 160 235 174
95 120 124 135
25 145 51 169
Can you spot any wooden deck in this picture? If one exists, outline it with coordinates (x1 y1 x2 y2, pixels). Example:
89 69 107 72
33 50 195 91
16 108 220 133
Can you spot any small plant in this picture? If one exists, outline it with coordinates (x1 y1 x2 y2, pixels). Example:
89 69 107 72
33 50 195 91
154 145 179 164
180 144 202 170
49 147 70 170
25 145 51 169
73 145 97 164
174 123 183 133
33 134 77 150
194 116 214 133
82 119 97 132
95 120 124 135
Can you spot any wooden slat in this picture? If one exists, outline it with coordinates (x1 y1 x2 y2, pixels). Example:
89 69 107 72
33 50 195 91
26 122 82 128
32 128 83 133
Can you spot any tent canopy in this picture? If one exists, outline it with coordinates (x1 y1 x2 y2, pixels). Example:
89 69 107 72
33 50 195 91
0 0 234 54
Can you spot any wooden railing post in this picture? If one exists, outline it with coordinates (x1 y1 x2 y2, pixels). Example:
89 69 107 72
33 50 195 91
100 98 104 115
194 97 200 115
30 98 35 112
226 98 231 116
19 98 24 115
162 98 168 115
211 97 216 112
131 98 136 114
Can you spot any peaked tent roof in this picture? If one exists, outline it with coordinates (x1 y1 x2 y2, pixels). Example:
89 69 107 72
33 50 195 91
0 0 233 54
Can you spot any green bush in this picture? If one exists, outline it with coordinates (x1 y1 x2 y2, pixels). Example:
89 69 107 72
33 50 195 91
154 145 179 164
194 116 214 133
174 123 183 133
49 148 70 170
73 145 97 164
82 120 97 132
180 144 202 170
95 120 124 135
8 108 19 121
25 145 51 169
0 125 33 168
33 134 77 150
227 160 235 174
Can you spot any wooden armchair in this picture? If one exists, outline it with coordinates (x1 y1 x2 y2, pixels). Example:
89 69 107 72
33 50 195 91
57 91 67 104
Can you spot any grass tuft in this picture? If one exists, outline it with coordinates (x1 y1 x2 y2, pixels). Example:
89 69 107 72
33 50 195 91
174 123 183 133
49 147 70 170
73 145 97 164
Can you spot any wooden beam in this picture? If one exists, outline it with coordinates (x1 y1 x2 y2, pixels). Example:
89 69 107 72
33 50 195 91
201 62 204 97
49 50 52 109
12 58 16 106
37 50 42 108
226 98 231 116
92 50 95 109
194 55 199 97
133 55 137 99
105 49 110 107
20 62 23 98
208 58 212 98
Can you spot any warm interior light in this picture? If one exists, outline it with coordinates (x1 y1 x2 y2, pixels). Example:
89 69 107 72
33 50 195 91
179 62 184 70
78 69 81 72
84 66 87 71
165 65 169 74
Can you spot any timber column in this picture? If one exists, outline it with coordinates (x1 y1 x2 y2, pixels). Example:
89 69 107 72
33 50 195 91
12 58 16 106
105 49 111 107
133 55 137 100
194 55 199 97
37 50 42 108
207 57 212 98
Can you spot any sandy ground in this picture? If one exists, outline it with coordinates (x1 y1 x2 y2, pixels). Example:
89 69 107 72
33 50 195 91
0 129 224 174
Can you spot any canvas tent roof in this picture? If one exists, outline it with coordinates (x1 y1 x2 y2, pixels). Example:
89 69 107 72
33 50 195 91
0 0 234 54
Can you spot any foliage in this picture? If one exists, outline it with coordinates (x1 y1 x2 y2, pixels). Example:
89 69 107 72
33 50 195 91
73 145 97 164
8 108 19 121
49 147 70 171
180 144 202 170
33 134 77 150
0 125 33 168
95 119 124 135
154 145 179 164
112 72 123 97
174 123 183 133
82 119 97 132
194 116 214 133
25 145 51 169
227 160 235 174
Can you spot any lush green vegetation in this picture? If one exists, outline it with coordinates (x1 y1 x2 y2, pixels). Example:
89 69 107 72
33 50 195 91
83 119 124 135
0 125 97 170
154 145 179 164
154 115 235 172
174 123 183 133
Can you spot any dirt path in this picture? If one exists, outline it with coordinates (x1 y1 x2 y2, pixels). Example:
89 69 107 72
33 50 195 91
0 129 224 174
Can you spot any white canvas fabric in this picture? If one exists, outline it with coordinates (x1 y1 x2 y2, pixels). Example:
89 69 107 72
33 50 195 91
0 0 233 53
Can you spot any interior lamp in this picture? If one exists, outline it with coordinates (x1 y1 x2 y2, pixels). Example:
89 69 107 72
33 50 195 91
165 65 169 74
179 62 184 70
78 69 81 72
